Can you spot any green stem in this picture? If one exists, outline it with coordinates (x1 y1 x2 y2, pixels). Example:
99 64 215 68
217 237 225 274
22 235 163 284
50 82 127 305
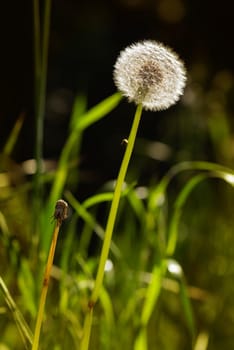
33 0 41 110
33 0 51 225
81 308 94 350
80 103 143 350
92 103 143 302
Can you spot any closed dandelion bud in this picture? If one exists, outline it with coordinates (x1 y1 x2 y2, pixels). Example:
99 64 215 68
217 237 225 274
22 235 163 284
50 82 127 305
113 40 187 111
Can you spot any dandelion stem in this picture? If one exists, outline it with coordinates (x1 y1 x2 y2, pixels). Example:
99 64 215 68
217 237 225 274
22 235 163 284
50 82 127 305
32 220 61 350
92 103 143 302
81 103 143 350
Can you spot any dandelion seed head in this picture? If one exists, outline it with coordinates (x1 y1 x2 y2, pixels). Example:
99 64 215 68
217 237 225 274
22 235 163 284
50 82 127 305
113 40 187 111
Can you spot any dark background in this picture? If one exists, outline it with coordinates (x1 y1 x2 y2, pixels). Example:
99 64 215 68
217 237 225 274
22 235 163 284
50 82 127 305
1 0 234 193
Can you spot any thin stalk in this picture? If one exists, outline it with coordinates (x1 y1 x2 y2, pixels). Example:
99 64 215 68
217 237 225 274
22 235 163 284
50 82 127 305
33 0 41 110
32 0 41 234
32 220 60 350
92 103 142 303
81 308 94 350
33 0 52 228
37 0 51 169
80 103 143 350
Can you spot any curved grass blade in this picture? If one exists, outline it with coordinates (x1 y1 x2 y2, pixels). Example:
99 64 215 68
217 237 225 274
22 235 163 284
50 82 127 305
82 182 136 210
41 93 122 254
65 191 121 258
74 92 122 131
166 170 234 256
148 161 234 214
166 173 207 256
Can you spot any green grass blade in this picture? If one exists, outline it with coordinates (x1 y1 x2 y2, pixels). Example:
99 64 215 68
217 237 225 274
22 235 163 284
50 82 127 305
134 328 147 350
3 113 25 156
134 261 167 350
43 93 123 252
65 191 121 258
82 183 135 209
179 276 196 342
163 161 234 183
0 276 33 348
99 286 115 327
36 0 51 167
18 259 37 318
33 0 41 109
80 308 93 350
167 169 234 256
75 92 122 131
149 160 234 214
166 173 206 256
140 261 165 326
194 331 209 350
82 192 116 209
69 94 87 131
33 0 51 240
48 93 122 204
126 187 146 220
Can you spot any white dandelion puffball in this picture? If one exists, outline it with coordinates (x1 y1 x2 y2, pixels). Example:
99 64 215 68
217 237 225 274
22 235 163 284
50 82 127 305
113 40 187 111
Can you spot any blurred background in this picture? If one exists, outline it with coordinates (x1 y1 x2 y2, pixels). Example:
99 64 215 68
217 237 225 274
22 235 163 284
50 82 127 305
1 0 234 180
1 0 234 349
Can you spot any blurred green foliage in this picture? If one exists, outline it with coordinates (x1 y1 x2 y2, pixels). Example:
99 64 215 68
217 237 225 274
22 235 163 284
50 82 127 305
1 87 234 349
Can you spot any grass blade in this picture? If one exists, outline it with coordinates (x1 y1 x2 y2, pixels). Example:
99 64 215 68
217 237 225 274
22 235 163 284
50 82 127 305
0 276 33 348
3 113 25 156
167 169 234 256
75 92 122 131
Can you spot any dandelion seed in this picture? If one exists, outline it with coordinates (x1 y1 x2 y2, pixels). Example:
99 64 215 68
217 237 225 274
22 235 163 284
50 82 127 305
113 40 186 111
